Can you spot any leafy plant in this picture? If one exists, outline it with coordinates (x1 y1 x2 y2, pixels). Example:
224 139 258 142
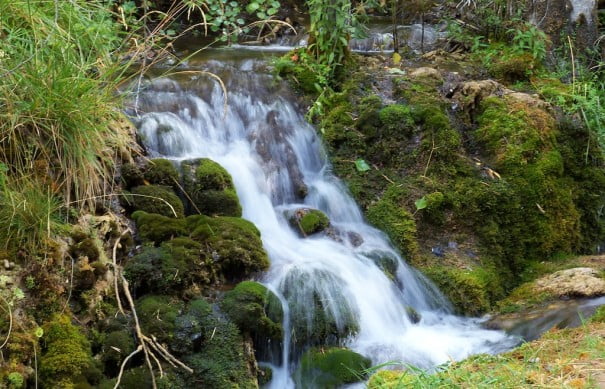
508 24 548 61
203 0 281 43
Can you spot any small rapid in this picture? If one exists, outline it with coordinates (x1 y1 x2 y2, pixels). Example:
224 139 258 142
130 51 517 387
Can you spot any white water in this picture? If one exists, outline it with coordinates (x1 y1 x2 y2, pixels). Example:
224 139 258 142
131 53 516 387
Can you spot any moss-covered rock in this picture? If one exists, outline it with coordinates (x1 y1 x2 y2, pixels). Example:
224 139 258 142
120 162 145 189
184 300 258 388
220 281 283 341
287 208 330 237
181 158 242 217
129 185 184 218
131 211 188 243
191 216 269 281
366 185 418 259
101 330 135 376
379 104 414 138
40 314 93 388
136 295 184 344
144 158 179 187
294 347 371 388
281 268 359 348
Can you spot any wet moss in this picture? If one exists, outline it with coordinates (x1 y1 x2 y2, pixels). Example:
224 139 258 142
120 163 145 189
379 104 414 138
290 209 330 236
294 347 371 388
129 185 185 218
131 211 188 243
220 281 283 341
40 314 93 388
366 184 418 259
101 330 135 376
181 158 242 217
191 216 269 281
144 158 179 188
136 295 184 344
487 52 537 83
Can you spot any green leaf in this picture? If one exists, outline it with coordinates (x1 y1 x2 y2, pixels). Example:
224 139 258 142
415 196 428 210
267 7 278 15
13 287 24 300
355 159 371 172
35 327 44 338
236 18 245 25
256 11 267 19
246 2 260 13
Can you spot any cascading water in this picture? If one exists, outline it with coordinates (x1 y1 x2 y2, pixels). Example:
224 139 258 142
130 50 517 387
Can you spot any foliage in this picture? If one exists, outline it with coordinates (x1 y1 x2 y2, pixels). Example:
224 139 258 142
0 0 134 208
203 0 281 43
508 24 548 61
295 347 371 388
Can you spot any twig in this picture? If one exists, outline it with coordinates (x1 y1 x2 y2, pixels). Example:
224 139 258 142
112 228 132 316
113 345 143 389
0 295 12 350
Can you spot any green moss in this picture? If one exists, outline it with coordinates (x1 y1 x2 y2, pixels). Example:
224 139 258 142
379 104 414 137
101 331 135 375
220 281 283 341
590 305 605 323
257 366 273 386
297 209 330 236
144 158 179 187
295 347 371 388
191 216 269 281
131 211 188 243
281 268 359 348
355 95 383 139
7 372 24 389
184 306 258 388
129 185 184 218
421 266 500 315
181 158 242 217
488 52 537 83
366 184 418 259
275 51 322 95
40 314 93 389
136 295 183 344
120 163 145 189
70 237 100 262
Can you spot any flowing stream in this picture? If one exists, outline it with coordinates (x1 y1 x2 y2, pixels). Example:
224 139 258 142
130 48 517 387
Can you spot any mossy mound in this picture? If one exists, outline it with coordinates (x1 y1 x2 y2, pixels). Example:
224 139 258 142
288 208 331 236
191 216 269 281
40 314 93 388
294 347 371 388
220 281 283 341
131 211 188 243
181 158 242 217
136 295 184 344
379 104 415 138
128 185 184 218
144 158 179 187
281 268 359 348
101 330 135 376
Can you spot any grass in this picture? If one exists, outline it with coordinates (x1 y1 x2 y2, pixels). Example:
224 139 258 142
368 322 605 388
0 0 137 254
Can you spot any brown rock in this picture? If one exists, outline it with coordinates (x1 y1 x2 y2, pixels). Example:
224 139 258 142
534 267 605 297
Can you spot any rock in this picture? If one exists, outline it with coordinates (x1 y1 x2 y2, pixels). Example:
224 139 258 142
181 158 242 217
452 80 502 113
294 347 371 388
287 208 330 237
409 66 442 83
534 267 605 297
347 231 364 247
406 306 421 324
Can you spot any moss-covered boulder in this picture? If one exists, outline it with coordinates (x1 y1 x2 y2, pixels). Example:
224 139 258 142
191 216 269 281
124 245 190 295
181 158 242 217
184 300 258 388
131 211 188 243
101 330 135 376
136 295 184 344
220 281 283 341
128 185 184 218
144 158 179 187
287 208 331 237
120 162 145 189
294 347 371 388
379 104 415 138
281 268 359 347
40 314 93 388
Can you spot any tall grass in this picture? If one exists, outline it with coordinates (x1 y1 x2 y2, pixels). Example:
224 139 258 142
0 0 136 253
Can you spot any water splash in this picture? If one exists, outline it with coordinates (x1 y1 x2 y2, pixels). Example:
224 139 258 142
131 51 517 387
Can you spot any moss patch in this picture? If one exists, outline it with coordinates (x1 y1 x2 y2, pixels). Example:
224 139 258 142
295 347 371 388
129 185 185 218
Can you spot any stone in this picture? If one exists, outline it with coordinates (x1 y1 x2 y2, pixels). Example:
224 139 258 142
409 66 442 82
287 208 330 237
535 267 605 297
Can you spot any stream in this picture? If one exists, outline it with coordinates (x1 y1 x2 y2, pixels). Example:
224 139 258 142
129 45 519 387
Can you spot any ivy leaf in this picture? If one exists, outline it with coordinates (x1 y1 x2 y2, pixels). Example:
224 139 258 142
355 159 371 172
246 2 260 13
415 196 428 210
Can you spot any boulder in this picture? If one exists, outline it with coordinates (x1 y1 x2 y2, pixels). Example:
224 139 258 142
287 208 330 237
534 267 605 297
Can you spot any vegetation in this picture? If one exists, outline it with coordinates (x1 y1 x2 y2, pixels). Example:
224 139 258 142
295 347 371 388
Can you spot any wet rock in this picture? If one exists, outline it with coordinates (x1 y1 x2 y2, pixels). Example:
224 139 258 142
287 208 330 237
347 231 364 247
409 66 443 83
535 267 605 297
181 158 242 217
406 306 421 324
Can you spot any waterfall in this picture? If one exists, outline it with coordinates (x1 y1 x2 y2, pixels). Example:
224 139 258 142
130 51 516 387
